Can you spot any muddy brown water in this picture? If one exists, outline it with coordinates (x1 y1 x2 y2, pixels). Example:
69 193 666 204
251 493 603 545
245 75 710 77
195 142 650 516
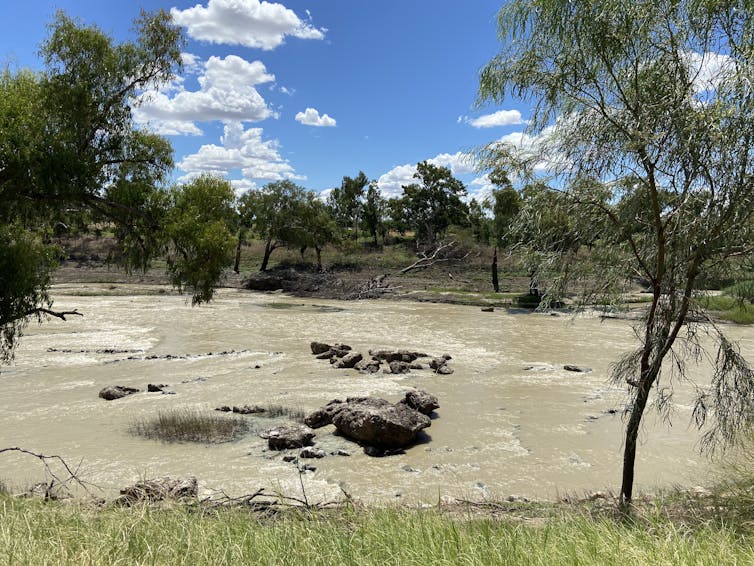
2 284 750 504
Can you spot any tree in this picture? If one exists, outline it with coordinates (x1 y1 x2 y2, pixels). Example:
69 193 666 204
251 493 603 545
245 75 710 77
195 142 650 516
0 11 236 363
479 0 754 504
327 171 369 239
251 180 310 272
299 194 339 271
233 190 258 273
361 182 388 246
401 161 469 244
164 175 236 305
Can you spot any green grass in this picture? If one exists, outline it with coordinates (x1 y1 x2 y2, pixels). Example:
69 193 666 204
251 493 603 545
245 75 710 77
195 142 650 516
1 497 754 565
697 294 754 324
129 409 249 443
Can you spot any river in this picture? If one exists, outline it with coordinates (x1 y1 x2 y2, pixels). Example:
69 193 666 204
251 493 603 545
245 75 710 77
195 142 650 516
2 284 749 504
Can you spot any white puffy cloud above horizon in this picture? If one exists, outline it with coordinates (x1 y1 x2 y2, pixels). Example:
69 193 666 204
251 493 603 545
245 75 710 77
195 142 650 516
170 0 326 50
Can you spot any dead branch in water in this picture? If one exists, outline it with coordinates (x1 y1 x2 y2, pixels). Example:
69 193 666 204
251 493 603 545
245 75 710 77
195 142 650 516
25 308 83 321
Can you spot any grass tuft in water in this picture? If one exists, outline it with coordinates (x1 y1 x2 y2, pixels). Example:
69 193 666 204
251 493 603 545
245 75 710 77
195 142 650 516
129 409 249 443
258 405 307 423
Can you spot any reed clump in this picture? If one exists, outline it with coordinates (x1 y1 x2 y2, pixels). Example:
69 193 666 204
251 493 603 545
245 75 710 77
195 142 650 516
130 409 249 443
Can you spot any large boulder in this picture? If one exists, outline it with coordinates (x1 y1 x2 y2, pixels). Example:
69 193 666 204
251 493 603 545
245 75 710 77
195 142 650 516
99 385 140 400
310 341 332 355
329 397 431 449
259 425 315 450
400 390 439 415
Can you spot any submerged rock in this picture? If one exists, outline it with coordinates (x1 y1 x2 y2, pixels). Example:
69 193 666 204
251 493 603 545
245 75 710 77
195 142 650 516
99 385 140 400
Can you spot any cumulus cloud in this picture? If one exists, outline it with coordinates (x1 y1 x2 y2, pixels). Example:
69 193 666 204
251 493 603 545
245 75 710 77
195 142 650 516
170 0 325 50
295 107 337 127
375 152 478 198
134 55 276 135
460 109 525 128
685 51 733 95
176 121 300 186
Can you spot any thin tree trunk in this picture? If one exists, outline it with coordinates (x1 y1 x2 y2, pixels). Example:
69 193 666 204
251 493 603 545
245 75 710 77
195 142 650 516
315 246 322 272
620 363 655 504
233 230 243 274
491 247 500 293
260 239 273 272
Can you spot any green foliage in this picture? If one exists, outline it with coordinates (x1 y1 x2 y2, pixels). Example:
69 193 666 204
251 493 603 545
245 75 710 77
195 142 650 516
0 225 59 363
165 175 236 305
327 171 369 239
400 161 469 244
361 182 388 245
0 10 188 361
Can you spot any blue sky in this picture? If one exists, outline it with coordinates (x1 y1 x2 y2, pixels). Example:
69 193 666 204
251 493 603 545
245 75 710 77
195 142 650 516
1 0 530 199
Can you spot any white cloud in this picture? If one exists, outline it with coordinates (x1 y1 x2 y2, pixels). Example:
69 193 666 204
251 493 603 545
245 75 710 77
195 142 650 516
685 51 733 94
176 121 300 185
460 109 525 128
134 55 276 134
428 152 477 175
376 163 417 198
375 152 477 198
295 107 337 127
170 0 325 50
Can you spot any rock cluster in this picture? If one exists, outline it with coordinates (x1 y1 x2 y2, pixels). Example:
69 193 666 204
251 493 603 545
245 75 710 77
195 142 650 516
310 342 454 375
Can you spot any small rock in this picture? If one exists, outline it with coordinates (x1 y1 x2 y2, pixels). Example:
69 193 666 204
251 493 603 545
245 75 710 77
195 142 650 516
310 342 332 355
300 464 317 472
400 389 439 415
334 351 363 369
564 365 592 373
99 385 140 401
401 464 420 473
215 406 232 412
481 307 494 312
147 383 168 392
233 405 266 415
299 447 327 459
259 425 315 450
387 360 411 374
282 455 296 462
436 365 454 375
330 449 351 457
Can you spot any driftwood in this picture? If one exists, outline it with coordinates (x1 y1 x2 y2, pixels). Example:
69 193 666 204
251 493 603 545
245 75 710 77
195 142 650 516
399 241 474 274
0 447 97 499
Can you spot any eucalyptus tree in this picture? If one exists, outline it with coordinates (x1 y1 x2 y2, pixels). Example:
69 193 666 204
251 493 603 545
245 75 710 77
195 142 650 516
479 0 754 503
361 182 388 246
401 161 469 245
0 10 191 363
327 171 369 239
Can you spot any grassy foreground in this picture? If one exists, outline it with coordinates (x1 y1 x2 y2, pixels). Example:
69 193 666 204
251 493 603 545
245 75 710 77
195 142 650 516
1 496 754 565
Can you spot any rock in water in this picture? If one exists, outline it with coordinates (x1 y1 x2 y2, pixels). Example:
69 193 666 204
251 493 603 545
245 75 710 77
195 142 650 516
400 390 439 415
99 385 140 400
259 425 315 450
330 397 430 449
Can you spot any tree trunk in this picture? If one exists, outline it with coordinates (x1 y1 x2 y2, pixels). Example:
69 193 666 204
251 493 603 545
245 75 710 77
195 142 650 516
315 246 322 272
620 364 655 505
491 247 500 293
233 230 243 274
260 239 274 272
